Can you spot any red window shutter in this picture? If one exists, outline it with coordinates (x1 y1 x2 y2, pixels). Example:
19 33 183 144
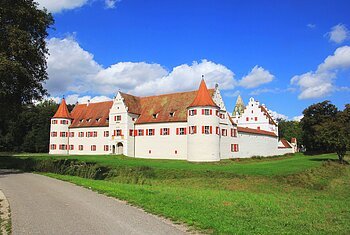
168 128 170 135
246 117 249 121
210 126 212 134
114 116 116 121
210 109 212 115
120 130 123 136
146 129 149 135
176 128 179 135
194 110 197 115
202 109 204 115
255 117 258 121
134 130 138 136
160 128 163 135
153 129 155 135
184 128 187 135
237 144 239 152
194 126 197 134
202 126 204 134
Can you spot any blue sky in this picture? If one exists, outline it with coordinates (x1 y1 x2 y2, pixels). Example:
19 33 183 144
37 0 350 120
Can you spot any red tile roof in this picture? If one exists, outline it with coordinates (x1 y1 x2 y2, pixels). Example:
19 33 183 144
188 79 218 108
129 89 215 124
69 101 113 128
53 98 72 119
63 88 216 127
237 127 277 137
279 138 292 148
259 105 277 126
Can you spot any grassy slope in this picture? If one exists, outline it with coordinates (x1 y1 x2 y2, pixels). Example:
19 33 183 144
15 152 337 176
6 152 343 234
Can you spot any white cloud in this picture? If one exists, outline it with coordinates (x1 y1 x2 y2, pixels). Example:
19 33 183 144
224 90 240 98
307 23 316 29
46 36 236 97
105 0 120 8
238 66 274 89
291 46 350 99
327 24 349 44
292 115 303 122
49 94 112 105
269 110 288 121
35 0 89 13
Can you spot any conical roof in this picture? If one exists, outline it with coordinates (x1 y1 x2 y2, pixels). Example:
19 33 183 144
188 79 218 108
53 98 72 119
232 95 245 116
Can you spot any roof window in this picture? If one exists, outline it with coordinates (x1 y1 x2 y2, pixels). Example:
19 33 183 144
169 112 175 117
86 118 91 122
152 113 158 119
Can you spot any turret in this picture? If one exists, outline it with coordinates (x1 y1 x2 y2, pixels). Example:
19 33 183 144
49 98 72 154
187 79 220 162
232 95 245 117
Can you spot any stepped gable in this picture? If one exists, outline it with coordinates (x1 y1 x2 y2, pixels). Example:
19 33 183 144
53 98 72 119
259 105 277 126
135 89 214 124
69 101 113 128
237 126 277 137
188 79 218 108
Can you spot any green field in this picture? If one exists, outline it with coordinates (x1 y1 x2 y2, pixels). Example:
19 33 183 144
1 153 350 234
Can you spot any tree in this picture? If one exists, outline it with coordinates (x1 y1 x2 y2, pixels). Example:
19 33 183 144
0 0 54 150
300 101 338 153
301 101 349 163
278 120 302 146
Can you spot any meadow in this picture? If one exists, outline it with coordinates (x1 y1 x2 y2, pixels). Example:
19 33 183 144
1 153 349 234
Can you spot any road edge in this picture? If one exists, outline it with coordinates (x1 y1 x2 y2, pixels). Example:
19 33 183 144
0 190 11 235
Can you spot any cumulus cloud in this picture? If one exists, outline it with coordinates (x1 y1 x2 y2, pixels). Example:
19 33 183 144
238 66 274 89
269 110 288 121
307 23 316 29
49 94 112 105
105 0 120 8
327 24 349 44
46 36 236 97
35 0 89 13
292 115 303 122
291 46 350 99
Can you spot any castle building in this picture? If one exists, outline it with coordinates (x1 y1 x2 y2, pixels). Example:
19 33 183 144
49 79 295 161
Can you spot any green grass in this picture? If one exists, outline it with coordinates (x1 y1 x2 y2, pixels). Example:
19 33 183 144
12 152 338 176
1 152 350 234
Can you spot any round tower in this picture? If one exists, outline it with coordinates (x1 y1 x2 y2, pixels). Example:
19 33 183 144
49 98 72 154
187 79 220 162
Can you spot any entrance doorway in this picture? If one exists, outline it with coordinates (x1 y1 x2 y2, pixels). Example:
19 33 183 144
117 142 123 155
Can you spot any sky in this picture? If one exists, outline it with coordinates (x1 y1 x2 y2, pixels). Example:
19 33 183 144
36 0 350 120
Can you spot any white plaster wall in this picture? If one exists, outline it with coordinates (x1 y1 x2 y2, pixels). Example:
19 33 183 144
219 125 239 159
235 97 278 134
49 118 70 155
235 132 279 158
187 106 220 162
134 122 187 160
277 148 295 155
108 92 138 156
68 126 109 155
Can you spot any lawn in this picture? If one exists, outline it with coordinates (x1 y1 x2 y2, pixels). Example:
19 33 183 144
1 153 350 234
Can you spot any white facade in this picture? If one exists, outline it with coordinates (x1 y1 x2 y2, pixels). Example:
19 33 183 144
49 82 294 161
233 97 278 135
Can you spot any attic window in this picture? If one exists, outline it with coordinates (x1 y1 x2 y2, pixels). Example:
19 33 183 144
169 112 175 117
79 119 84 123
106 118 109 122
152 113 158 119
96 118 101 122
86 118 91 122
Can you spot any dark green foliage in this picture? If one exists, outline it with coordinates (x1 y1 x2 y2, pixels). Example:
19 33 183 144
278 120 302 145
0 0 53 150
301 101 350 162
0 100 58 152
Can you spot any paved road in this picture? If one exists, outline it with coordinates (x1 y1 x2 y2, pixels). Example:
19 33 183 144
0 172 187 235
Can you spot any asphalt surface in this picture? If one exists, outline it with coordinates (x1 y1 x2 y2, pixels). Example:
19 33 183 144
0 172 187 235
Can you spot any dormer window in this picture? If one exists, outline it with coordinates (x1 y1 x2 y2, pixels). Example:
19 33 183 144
96 118 101 122
79 119 84 123
106 118 109 122
169 112 175 117
152 113 158 119
86 118 91 122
